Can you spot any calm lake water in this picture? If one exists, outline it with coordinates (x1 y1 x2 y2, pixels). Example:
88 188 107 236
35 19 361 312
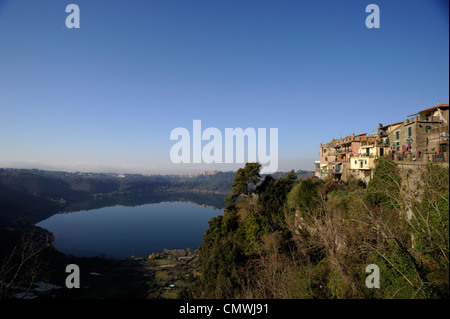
36 201 223 259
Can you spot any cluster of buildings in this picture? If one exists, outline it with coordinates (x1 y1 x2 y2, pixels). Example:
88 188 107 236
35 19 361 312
315 102 449 183
187 170 219 177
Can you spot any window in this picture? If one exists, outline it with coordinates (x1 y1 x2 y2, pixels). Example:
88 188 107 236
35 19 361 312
395 131 400 140
408 127 412 137
426 138 429 145
354 160 357 165
425 125 431 133
364 160 367 165
359 161 363 168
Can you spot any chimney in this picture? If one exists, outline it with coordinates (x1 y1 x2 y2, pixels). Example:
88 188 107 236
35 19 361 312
415 115 418 121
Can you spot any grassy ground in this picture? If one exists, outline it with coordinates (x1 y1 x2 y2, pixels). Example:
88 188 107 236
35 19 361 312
143 250 199 299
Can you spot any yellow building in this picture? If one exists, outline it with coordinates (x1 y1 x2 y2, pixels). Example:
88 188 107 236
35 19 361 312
350 156 375 170
359 144 377 157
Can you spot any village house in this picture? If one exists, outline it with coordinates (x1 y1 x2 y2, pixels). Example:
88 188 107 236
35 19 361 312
395 116 441 159
315 102 449 183
344 134 378 183
377 121 404 157
316 133 370 180
380 103 449 161
357 135 379 156
316 139 338 179
350 156 375 171
419 102 449 123
417 103 449 158
335 133 367 162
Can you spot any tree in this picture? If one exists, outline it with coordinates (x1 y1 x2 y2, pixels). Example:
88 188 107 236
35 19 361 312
225 163 262 203
0 232 53 299
257 170 298 227
365 157 401 209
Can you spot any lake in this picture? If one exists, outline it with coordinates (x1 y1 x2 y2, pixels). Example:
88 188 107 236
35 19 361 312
36 201 223 259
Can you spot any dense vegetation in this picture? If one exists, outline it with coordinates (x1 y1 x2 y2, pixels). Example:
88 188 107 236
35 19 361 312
187 159 449 299
3 163 446 299
0 167 313 299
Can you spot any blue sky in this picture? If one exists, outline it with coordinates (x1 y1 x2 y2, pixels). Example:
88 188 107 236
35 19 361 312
0 0 448 174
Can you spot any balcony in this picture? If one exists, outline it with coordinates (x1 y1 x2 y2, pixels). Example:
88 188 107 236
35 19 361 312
429 126 449 135
424 116 441 122
336 147 351 154
376 140 390 147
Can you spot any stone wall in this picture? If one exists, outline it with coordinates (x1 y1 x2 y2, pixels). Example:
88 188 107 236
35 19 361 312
342 160 448 199
342 162 373 185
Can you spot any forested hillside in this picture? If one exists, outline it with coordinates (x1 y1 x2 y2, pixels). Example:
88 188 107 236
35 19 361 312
0 169 230 225
0 168 314 225
187 160 449 299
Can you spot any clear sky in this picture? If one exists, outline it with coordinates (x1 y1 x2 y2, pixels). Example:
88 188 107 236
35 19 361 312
0 0 448 174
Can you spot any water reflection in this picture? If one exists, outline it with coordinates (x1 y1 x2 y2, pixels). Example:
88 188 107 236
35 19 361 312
37 195 225 259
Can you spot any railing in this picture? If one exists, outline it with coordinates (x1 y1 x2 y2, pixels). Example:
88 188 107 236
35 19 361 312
387 153 448 163
426 116 441 122
429 126 449 135
361 142 376 147
432 154 447 163
376 140 390 147
355 154 377 158
387 154 420 162
316 166 343 174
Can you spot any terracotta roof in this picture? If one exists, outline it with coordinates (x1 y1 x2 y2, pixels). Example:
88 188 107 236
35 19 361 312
418 103 449 114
